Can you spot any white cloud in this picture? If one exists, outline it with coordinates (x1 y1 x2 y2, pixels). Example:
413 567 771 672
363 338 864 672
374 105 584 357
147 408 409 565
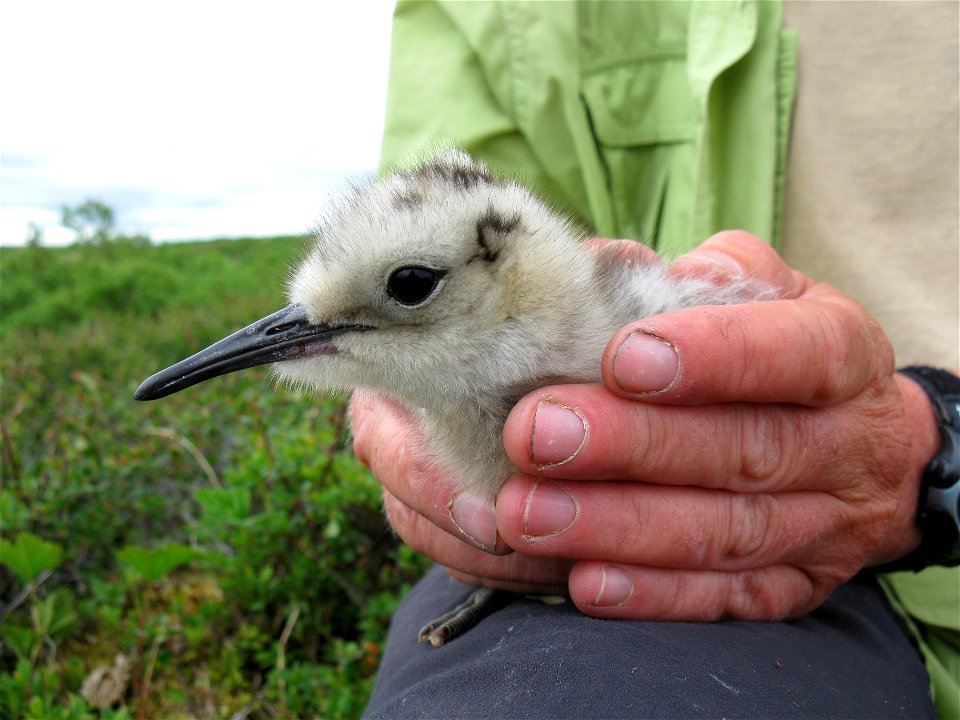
0 0 395 245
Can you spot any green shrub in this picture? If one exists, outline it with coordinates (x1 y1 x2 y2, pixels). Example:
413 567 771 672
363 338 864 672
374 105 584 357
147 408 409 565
1 237 430 718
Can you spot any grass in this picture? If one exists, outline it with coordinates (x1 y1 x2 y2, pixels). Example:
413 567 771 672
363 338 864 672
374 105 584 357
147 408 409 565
0 237 430 719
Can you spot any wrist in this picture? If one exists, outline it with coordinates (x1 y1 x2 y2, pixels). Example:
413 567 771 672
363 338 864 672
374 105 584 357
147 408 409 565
900 374 943 492
875 375 938 563
880 368 960 570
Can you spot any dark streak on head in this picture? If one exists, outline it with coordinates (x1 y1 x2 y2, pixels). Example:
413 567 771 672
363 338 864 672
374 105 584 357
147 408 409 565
391 188 423 210
410 158 496 190
449 163 495 189
475 208 520 263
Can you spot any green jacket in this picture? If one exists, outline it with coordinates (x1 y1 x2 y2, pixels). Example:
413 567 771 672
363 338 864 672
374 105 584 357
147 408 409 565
381 0 794 257
380 2 959 716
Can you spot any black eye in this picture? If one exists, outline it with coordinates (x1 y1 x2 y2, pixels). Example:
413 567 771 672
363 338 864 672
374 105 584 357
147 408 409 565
387 266 445 306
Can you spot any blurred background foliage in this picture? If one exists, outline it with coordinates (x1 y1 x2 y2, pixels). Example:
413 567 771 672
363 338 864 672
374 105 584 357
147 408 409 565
1 207 430 718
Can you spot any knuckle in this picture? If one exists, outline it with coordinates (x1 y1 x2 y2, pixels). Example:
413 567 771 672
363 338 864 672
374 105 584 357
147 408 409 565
811 301 894 404
349 419 373 467
623 404 656 474
383 495 425 553
726 569 801 620
735 572 787 618
811 309 858 403
737 407 794 487
723 493 775 563
865 319 895 377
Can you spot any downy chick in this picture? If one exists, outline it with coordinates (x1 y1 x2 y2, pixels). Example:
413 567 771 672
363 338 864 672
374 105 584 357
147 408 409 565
136 151 771 643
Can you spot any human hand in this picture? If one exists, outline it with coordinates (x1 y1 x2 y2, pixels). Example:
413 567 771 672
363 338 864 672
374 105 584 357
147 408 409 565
352 231 941 620
350 389 574 596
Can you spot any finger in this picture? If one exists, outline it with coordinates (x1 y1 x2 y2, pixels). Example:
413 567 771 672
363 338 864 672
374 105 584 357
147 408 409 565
600 295 894 406
668 230 811 300
502 384 893 494
446 568 568 596
495 477 871 573
567 562 835 621
384 489 571 589
585 237 661 266
351 390 511 554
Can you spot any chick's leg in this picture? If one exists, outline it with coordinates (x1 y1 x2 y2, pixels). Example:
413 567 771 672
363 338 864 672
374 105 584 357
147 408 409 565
417 586 502 647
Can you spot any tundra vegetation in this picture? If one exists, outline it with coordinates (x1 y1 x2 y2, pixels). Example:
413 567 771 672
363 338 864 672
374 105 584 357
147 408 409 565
1 214 430 718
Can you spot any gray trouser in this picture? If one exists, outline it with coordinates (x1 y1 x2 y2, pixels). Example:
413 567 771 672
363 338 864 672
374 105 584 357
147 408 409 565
364 565 935 719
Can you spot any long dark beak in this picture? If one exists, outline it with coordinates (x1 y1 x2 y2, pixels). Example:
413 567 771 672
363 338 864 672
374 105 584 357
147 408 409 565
135 304 364 401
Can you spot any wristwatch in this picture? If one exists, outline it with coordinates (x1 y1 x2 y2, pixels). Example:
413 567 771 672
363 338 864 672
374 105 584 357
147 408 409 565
888 366 960 571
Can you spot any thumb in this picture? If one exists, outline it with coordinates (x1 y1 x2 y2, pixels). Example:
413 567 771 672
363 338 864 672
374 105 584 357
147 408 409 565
668 230 811 299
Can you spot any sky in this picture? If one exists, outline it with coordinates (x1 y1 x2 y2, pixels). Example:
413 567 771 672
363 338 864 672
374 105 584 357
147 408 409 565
0 1 396 246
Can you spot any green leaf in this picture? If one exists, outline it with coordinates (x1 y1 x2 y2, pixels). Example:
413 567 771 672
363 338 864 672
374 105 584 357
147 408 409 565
0 625 39 662
0 532 64 584
117 543 196 584
32 589 78 639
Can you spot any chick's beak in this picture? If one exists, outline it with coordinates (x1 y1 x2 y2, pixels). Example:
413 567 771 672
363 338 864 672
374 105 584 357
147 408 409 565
134 303 364 401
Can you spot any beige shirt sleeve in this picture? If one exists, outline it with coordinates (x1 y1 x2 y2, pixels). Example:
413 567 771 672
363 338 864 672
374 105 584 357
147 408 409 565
780 0 959 368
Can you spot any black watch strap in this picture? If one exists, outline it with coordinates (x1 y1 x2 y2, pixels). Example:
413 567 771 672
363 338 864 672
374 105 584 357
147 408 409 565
882 366 960 571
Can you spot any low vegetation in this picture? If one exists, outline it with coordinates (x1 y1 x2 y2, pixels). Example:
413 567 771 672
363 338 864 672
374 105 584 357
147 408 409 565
1 232 430 718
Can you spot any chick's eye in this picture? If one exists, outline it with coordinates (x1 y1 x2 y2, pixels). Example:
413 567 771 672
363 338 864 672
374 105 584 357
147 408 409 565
387 266 445 306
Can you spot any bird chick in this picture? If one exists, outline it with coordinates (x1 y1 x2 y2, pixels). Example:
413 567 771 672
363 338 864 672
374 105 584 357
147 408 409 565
136 151 772 645
137 151 767 500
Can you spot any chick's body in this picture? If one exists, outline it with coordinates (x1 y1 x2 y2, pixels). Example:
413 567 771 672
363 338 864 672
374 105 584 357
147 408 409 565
277 152 764 498
136 151 772 647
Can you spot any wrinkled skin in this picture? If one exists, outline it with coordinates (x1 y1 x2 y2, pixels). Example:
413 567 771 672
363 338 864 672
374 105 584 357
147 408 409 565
352 231 939 621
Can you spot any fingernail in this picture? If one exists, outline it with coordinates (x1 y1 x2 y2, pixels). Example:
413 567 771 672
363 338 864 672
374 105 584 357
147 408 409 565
530 400 588 467
593 565 633 606
523 480 578 538
613 332 680 394
449 492 498 552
